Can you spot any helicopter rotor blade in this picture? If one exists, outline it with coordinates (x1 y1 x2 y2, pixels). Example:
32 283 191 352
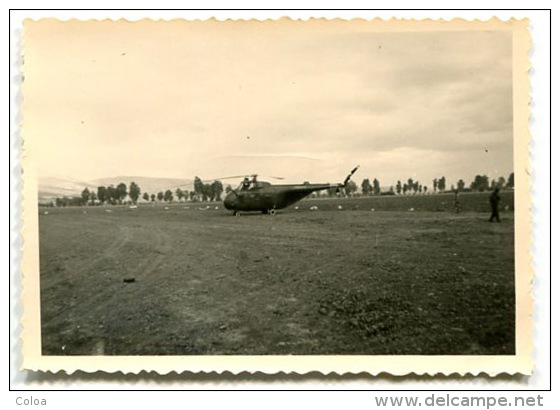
146 172 286 193
211 175 250 181
166 183 191 190
163 176 242 190
205 174 285 182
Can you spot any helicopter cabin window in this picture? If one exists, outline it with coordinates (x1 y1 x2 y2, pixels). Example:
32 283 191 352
239 178 251 191
237 178 272 191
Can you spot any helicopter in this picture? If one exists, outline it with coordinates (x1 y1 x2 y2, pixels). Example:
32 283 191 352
222 166 359 216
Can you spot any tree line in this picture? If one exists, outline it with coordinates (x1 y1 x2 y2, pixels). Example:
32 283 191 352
51 177 227 207
48 172 514 206
351 172 514 197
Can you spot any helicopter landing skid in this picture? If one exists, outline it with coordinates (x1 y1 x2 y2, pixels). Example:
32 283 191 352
232 209 276 216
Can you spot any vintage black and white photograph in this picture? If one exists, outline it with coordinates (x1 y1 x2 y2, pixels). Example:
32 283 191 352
21 18 532 374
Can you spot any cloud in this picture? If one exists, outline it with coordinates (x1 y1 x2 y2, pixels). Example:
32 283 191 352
24 20 514 185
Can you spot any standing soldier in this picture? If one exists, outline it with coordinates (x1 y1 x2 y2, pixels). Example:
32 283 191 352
489 188 501 222
454 189 460 213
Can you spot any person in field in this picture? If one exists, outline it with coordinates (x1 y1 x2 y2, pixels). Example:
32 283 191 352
489 187 501 222
454 189 460 213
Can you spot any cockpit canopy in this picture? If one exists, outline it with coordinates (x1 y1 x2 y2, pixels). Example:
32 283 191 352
236 178 272 191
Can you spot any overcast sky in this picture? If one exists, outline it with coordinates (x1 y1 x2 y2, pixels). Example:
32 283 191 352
23 19 514 187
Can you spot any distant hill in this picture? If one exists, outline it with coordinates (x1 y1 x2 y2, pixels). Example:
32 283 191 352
38 175 194 204
89 176 193 196
38 176 98 203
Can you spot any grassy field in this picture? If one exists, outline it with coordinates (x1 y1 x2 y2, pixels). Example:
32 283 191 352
39 193 515 356
303 191 514 212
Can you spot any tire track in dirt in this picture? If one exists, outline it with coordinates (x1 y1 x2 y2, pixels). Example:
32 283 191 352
40 219 131 292
42 222 172 334
83 223 173 318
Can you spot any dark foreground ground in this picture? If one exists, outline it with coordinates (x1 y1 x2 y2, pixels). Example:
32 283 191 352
39 196 515 355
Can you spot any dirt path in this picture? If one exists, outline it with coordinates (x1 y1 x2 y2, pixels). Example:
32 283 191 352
39 207 515 355
40 212 175 354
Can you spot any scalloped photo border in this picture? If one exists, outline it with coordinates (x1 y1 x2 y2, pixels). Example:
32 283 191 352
19 17 532 376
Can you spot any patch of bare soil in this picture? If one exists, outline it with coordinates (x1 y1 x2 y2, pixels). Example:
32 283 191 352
39 205 515 355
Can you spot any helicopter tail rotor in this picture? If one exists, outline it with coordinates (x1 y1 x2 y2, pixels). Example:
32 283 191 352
343 165 360 186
